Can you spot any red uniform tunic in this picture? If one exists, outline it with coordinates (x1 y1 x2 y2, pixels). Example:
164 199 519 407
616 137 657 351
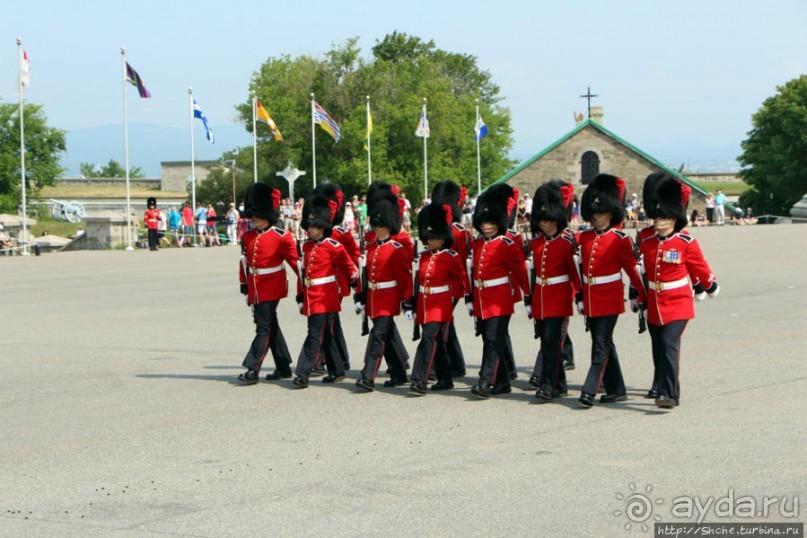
470 234 530 320
330 226 361 297
144 209 160 230
365 239 413 318
296 237 358 315
506 230 526 304
529 230 582 319
578 227 646 317
450 223 472 273
239 226 299 305
415 249 468 324
365 230 415 263
640 232 716 326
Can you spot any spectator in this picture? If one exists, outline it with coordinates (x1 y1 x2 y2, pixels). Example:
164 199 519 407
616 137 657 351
181 201 194 246
168 206 182 247
705 193 715 223
343 202 356 235
744 207 757 225
400 193 412 233
731 207 744 225
237 199 251 241
715 189 726 226
292 199 303 239
226 203 239 245
570 196 580 231
206 204 220 246
195 203 207 244
158 208 171 248
461 198 474 229
357 195 368 233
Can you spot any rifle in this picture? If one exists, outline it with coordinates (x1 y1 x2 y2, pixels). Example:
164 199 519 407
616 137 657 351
296 239 306 311
525 240 540 339
573 249 589 333
466 256 480 337
633 229 648 334
411 239 421 341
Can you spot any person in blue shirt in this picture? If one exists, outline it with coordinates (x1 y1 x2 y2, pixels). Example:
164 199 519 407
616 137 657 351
714 189 726 225
167 206 182 247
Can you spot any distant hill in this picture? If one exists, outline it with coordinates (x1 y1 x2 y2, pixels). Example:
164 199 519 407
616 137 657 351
62 123 253 177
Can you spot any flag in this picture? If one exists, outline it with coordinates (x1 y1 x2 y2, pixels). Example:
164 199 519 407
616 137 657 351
19 48 31 90
193 99 215 143
474 113 488 141
415 104 430 138
125 62 152 98
313 101 341 142
256 100 282 141
364 110 373 151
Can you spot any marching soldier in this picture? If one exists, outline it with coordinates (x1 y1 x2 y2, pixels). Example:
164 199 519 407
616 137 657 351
430 180 472 377
526 180 582 401
237 183 300 384
639 174 719 408
468 184 530 398
405 203 468 394
503 188 524 380
292 193 359 388
577 174 646 407
144 197 160 251
354 187 413 391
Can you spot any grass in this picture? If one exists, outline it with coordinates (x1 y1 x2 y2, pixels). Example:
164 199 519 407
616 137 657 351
38 186 187 199
31 220 82 238
692 181 749 196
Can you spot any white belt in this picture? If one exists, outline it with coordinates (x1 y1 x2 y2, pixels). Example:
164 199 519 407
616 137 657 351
583 272 621 285
649 277 689 292
249 264 283 275
537 274 570 287
368 280 397 290
305 275 337 287
474 276 510 289
420 284 450 294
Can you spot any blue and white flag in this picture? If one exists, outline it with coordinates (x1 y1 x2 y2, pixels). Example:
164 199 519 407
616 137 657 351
474 114 488 141
193 99 215 143
415 104 430 138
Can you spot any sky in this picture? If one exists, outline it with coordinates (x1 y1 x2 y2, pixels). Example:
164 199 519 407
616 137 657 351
2 0 806 176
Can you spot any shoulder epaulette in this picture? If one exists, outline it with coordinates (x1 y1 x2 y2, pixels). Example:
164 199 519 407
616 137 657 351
452 222 466 231
561 234 574 245
612 229 628 239
676 233 694 243
326 238 340 247
445 249 458 257
272 226 286 236
500 236 514 246
391 240 402 248
334 226 346 233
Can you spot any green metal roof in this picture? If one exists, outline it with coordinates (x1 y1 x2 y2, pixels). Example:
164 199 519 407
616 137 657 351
490 118 710 198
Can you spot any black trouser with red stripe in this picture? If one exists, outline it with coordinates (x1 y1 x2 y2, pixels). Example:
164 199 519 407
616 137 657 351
411 322 452 384
648 320 687 401
532 317 574 379
360 316 408 382
296 313 343 381
330 313 351 370
147 228 159 250
581 315 625 396
533 316 569 393
478 315 511 389
243 300 292 375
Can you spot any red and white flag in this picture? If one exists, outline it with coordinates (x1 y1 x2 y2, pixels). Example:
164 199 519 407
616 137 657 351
20 48 30 90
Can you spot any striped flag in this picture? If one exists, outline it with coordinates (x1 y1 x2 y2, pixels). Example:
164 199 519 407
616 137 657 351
19 48 31 90
313 101 341 142
193 99 215 143
364 109 373 151
415 103 430 138
256 100 282 141
125 62 151 98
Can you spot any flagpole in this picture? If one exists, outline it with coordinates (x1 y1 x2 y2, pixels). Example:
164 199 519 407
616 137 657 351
189 87 198 246
475 99 482 195
366 95 372 186
422 97 428 202
310 93 317 189
17 38 29 255
251 89 258 183
121 47 133 251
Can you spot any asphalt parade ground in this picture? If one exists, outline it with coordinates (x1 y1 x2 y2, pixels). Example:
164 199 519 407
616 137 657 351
1 224 804 537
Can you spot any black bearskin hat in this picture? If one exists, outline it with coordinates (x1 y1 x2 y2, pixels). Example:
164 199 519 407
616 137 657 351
366 181 401 234
642 172 666 220
312 182 345 225
530 180 574 234
431 180 467 223
302 193 336 237
653 174 691 232
473 183 517 235
580 173 626 227
147 197 157 209
243 182 281 224
417 203 454 249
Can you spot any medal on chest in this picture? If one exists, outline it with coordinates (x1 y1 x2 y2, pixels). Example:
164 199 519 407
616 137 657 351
661 249 681 264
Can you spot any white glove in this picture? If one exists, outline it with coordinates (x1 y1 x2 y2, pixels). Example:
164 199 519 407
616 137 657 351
694 291 707 302
576 301 584 315
405 310 414 321
630 299 639 313
525 304 532 318
708 284 720 299
297 302 303 313
355 303 365 314
466 303 474 317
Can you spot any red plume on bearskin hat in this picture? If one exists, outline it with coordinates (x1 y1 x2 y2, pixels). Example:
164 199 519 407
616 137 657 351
302 193 335 237
653 174 691 232
580 173 626 227
243 182 281 224
313 182 345 225
530 180 574 235
366 180 401 234
417 203 454 248
430 180 462 223
473 183 515 235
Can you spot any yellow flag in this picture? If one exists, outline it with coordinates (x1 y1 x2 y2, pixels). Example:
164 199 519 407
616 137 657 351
364 110 373 151
256 100 282 141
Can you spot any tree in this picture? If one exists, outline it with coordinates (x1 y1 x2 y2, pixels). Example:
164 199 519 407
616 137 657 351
0 100 66 213
234 33 515 202
79 159 144 179
194 150 252 212
738 75 807 215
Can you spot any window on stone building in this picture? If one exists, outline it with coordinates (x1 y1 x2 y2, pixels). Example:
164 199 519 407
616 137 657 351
581 151 600 185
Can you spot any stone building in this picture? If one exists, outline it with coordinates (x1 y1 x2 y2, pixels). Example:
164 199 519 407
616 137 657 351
492 114 709 210
160 161 218 192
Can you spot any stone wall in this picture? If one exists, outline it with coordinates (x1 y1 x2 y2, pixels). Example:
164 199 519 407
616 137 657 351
160 161 217 193
58 178 161 189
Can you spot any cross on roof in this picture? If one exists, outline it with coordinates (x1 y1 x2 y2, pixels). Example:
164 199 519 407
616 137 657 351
580 86 599 118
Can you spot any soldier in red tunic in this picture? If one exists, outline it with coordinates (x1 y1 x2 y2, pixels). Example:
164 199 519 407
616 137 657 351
577 174 647 407
237 183 300 385
404 203 468 394
354 187 413 392
312 183 360 372
526 181 582 401
639 174 719 408
429 180 472 378
468 184 530 398
143 197 160 251
291 193 359 388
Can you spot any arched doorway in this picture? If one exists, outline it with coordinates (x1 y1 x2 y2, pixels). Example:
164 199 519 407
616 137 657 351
581 151 600 185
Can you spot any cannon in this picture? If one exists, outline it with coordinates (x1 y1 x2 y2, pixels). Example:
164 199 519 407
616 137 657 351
49 199 86 223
